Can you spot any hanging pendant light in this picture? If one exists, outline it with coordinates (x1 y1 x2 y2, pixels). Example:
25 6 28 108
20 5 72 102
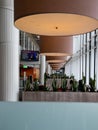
14 0 98 36
40 36 73 56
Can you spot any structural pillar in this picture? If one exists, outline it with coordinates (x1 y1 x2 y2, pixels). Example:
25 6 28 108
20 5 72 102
47 64 52 75
46 62 52 75
40 55 46 85
0 0 19 101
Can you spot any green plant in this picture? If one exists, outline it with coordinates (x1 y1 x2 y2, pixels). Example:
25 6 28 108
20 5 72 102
25 78 32 91
82 76 86 84
61 78 67 91
70 75 74 80
52 78 58 91
44 72 47 87
33 79 39 91
72 80 78 92
89 78 96 92
43 86 50 91
78 77 87 92
39 85 50 91
63 74 67 78
78 76 86 92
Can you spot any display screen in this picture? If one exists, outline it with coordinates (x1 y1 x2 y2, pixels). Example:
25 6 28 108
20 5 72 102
21 50 39 61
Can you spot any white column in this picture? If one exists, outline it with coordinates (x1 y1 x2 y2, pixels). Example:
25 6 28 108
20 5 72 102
27 37 31 50
23 32 26 50
0 0 19 101
96 34 98 89
47 64 52 75
80 39 83 79
40 55 46 85
45 62 48 74
90 37 94 79
86 39 89 85
46 62 52 75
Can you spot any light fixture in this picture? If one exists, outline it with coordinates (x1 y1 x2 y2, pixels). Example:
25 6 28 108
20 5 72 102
14 0 98 36
40 36 73 56
46 56 66 63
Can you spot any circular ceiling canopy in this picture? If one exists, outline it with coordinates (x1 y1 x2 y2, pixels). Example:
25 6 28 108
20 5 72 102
49 63 64 66
47 60 65 63
52 67 61 70
14 0 98 36
50 64 63 68
40 36 73 56
46 56 66 63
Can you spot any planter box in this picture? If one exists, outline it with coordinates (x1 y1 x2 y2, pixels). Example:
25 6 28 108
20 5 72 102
22 91 98 102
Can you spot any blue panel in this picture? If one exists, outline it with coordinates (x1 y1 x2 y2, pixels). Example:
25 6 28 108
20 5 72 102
0 102 98 130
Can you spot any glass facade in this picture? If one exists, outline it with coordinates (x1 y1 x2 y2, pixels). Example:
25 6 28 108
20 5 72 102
65 30 98 89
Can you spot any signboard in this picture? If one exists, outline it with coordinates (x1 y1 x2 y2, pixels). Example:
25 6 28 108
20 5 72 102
21 50 39 61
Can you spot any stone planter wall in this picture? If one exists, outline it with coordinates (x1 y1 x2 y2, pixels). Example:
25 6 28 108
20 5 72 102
22 91 98 102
